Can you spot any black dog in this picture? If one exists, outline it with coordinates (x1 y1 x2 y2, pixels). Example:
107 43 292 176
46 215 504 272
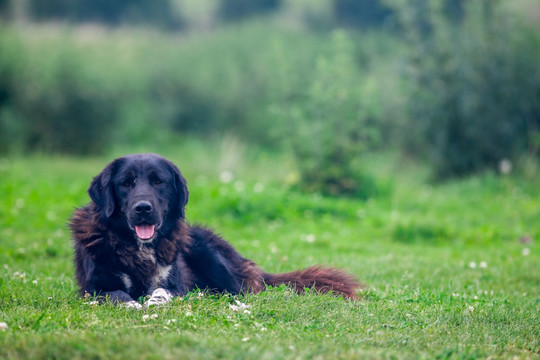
70 153 360 308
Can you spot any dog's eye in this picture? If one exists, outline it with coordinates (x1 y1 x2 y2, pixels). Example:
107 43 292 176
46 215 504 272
154 178 162 185
121 180 132 187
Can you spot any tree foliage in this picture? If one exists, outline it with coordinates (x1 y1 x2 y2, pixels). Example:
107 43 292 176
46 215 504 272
399 0 540 178
28 0 182 29
270 31 383 197
217 0 281 21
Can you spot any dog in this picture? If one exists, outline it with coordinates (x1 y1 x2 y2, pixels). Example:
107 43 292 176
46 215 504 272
70 153 360 308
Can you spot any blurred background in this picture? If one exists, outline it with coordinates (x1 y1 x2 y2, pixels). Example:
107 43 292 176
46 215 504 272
0 0 539 195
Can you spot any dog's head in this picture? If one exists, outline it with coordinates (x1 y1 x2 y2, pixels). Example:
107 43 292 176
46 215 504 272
88 153 189 243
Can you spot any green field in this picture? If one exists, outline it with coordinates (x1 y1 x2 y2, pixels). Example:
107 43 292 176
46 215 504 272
0 147 538 359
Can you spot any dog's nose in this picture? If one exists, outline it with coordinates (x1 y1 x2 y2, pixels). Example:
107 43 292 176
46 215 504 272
134 201 153 214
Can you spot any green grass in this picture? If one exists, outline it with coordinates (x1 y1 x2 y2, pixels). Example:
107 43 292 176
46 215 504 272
0 148 539 359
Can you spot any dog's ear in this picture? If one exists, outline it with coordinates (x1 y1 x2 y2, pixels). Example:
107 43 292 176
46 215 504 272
88 160 118 218
168 160 189 219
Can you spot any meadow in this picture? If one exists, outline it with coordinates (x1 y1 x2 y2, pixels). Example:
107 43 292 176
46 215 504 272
0 143 538 359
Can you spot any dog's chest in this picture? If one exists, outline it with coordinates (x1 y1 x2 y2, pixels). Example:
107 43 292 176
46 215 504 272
137 246 157 264
120 246 173 294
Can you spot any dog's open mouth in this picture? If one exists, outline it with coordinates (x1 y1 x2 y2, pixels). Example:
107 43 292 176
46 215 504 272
135 224 155 240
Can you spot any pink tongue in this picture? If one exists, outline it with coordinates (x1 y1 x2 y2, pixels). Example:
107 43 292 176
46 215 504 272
135 225 155 239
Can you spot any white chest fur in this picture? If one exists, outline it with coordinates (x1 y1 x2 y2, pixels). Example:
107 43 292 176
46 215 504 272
150 264 172 292
137 246 156 264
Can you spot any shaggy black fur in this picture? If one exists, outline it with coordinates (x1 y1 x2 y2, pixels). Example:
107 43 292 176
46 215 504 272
70 153 360 303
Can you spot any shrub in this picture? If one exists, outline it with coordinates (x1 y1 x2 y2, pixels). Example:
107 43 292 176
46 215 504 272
399 1 540 178
0 22 396 162
269 31 383 198
217 0 281 21
332 0 393 29
0 0 10 19
27 0 183 29
15 62 118 154
0 33 118 154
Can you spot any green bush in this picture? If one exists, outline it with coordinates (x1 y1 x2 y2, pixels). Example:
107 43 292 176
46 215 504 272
217 0 281 21
15 62 118 154
0 31 118 154
332 0 393 29
392 219 451 244
27 0 183 29
269 31 383 198
399 1 540 178
0 22 396 176
149 76 221 134
0 0 10 19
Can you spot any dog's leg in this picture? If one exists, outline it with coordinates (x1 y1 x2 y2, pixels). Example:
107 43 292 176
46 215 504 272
145 288 173 308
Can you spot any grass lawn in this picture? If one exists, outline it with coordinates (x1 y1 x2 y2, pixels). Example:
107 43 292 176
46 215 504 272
0 149 538 359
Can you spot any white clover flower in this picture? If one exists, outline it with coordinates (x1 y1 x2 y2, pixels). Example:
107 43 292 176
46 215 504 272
219 170 234 184
229 300 251 312
242 337 250 342
142 315 150 321
32 280 38 285
150 314 158 319
469 262 477 269
522 248 530 256
15 199 24 208
46 211 57 221
499 159 512 174
233 181 245 192
253 183 264 193
0 322 7 331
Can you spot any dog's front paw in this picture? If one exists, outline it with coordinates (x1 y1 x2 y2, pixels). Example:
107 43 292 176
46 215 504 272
145 288 173 308
120 300 143 310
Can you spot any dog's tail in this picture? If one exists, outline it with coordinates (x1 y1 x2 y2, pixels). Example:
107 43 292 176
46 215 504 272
263 266 361 299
